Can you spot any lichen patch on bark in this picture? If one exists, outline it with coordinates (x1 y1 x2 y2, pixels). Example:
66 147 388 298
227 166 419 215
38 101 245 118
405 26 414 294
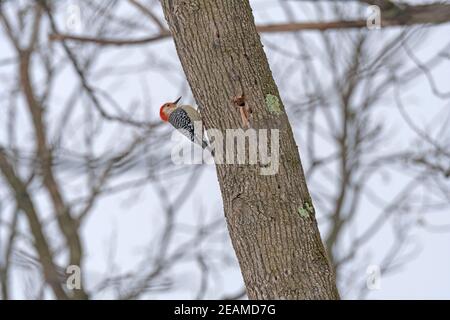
265 94 282 115
298 201 314 218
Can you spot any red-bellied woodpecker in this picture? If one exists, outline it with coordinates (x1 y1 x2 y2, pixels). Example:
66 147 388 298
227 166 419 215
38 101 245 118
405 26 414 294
160 97 213 155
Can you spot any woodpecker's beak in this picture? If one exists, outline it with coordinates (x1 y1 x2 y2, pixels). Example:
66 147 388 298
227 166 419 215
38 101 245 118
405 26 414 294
173 96 182 105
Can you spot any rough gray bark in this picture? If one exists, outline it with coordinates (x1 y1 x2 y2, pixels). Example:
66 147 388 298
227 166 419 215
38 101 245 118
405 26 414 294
161 0 339 299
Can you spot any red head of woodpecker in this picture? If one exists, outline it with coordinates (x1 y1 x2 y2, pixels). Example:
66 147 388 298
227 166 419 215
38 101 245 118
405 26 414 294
159 97 214 156
159 96 182 122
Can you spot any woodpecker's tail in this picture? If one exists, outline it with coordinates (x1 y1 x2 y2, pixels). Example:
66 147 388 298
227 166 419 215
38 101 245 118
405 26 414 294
202 140 215 157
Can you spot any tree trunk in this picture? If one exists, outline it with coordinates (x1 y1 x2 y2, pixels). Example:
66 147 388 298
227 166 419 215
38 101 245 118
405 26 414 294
160 0 339 299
